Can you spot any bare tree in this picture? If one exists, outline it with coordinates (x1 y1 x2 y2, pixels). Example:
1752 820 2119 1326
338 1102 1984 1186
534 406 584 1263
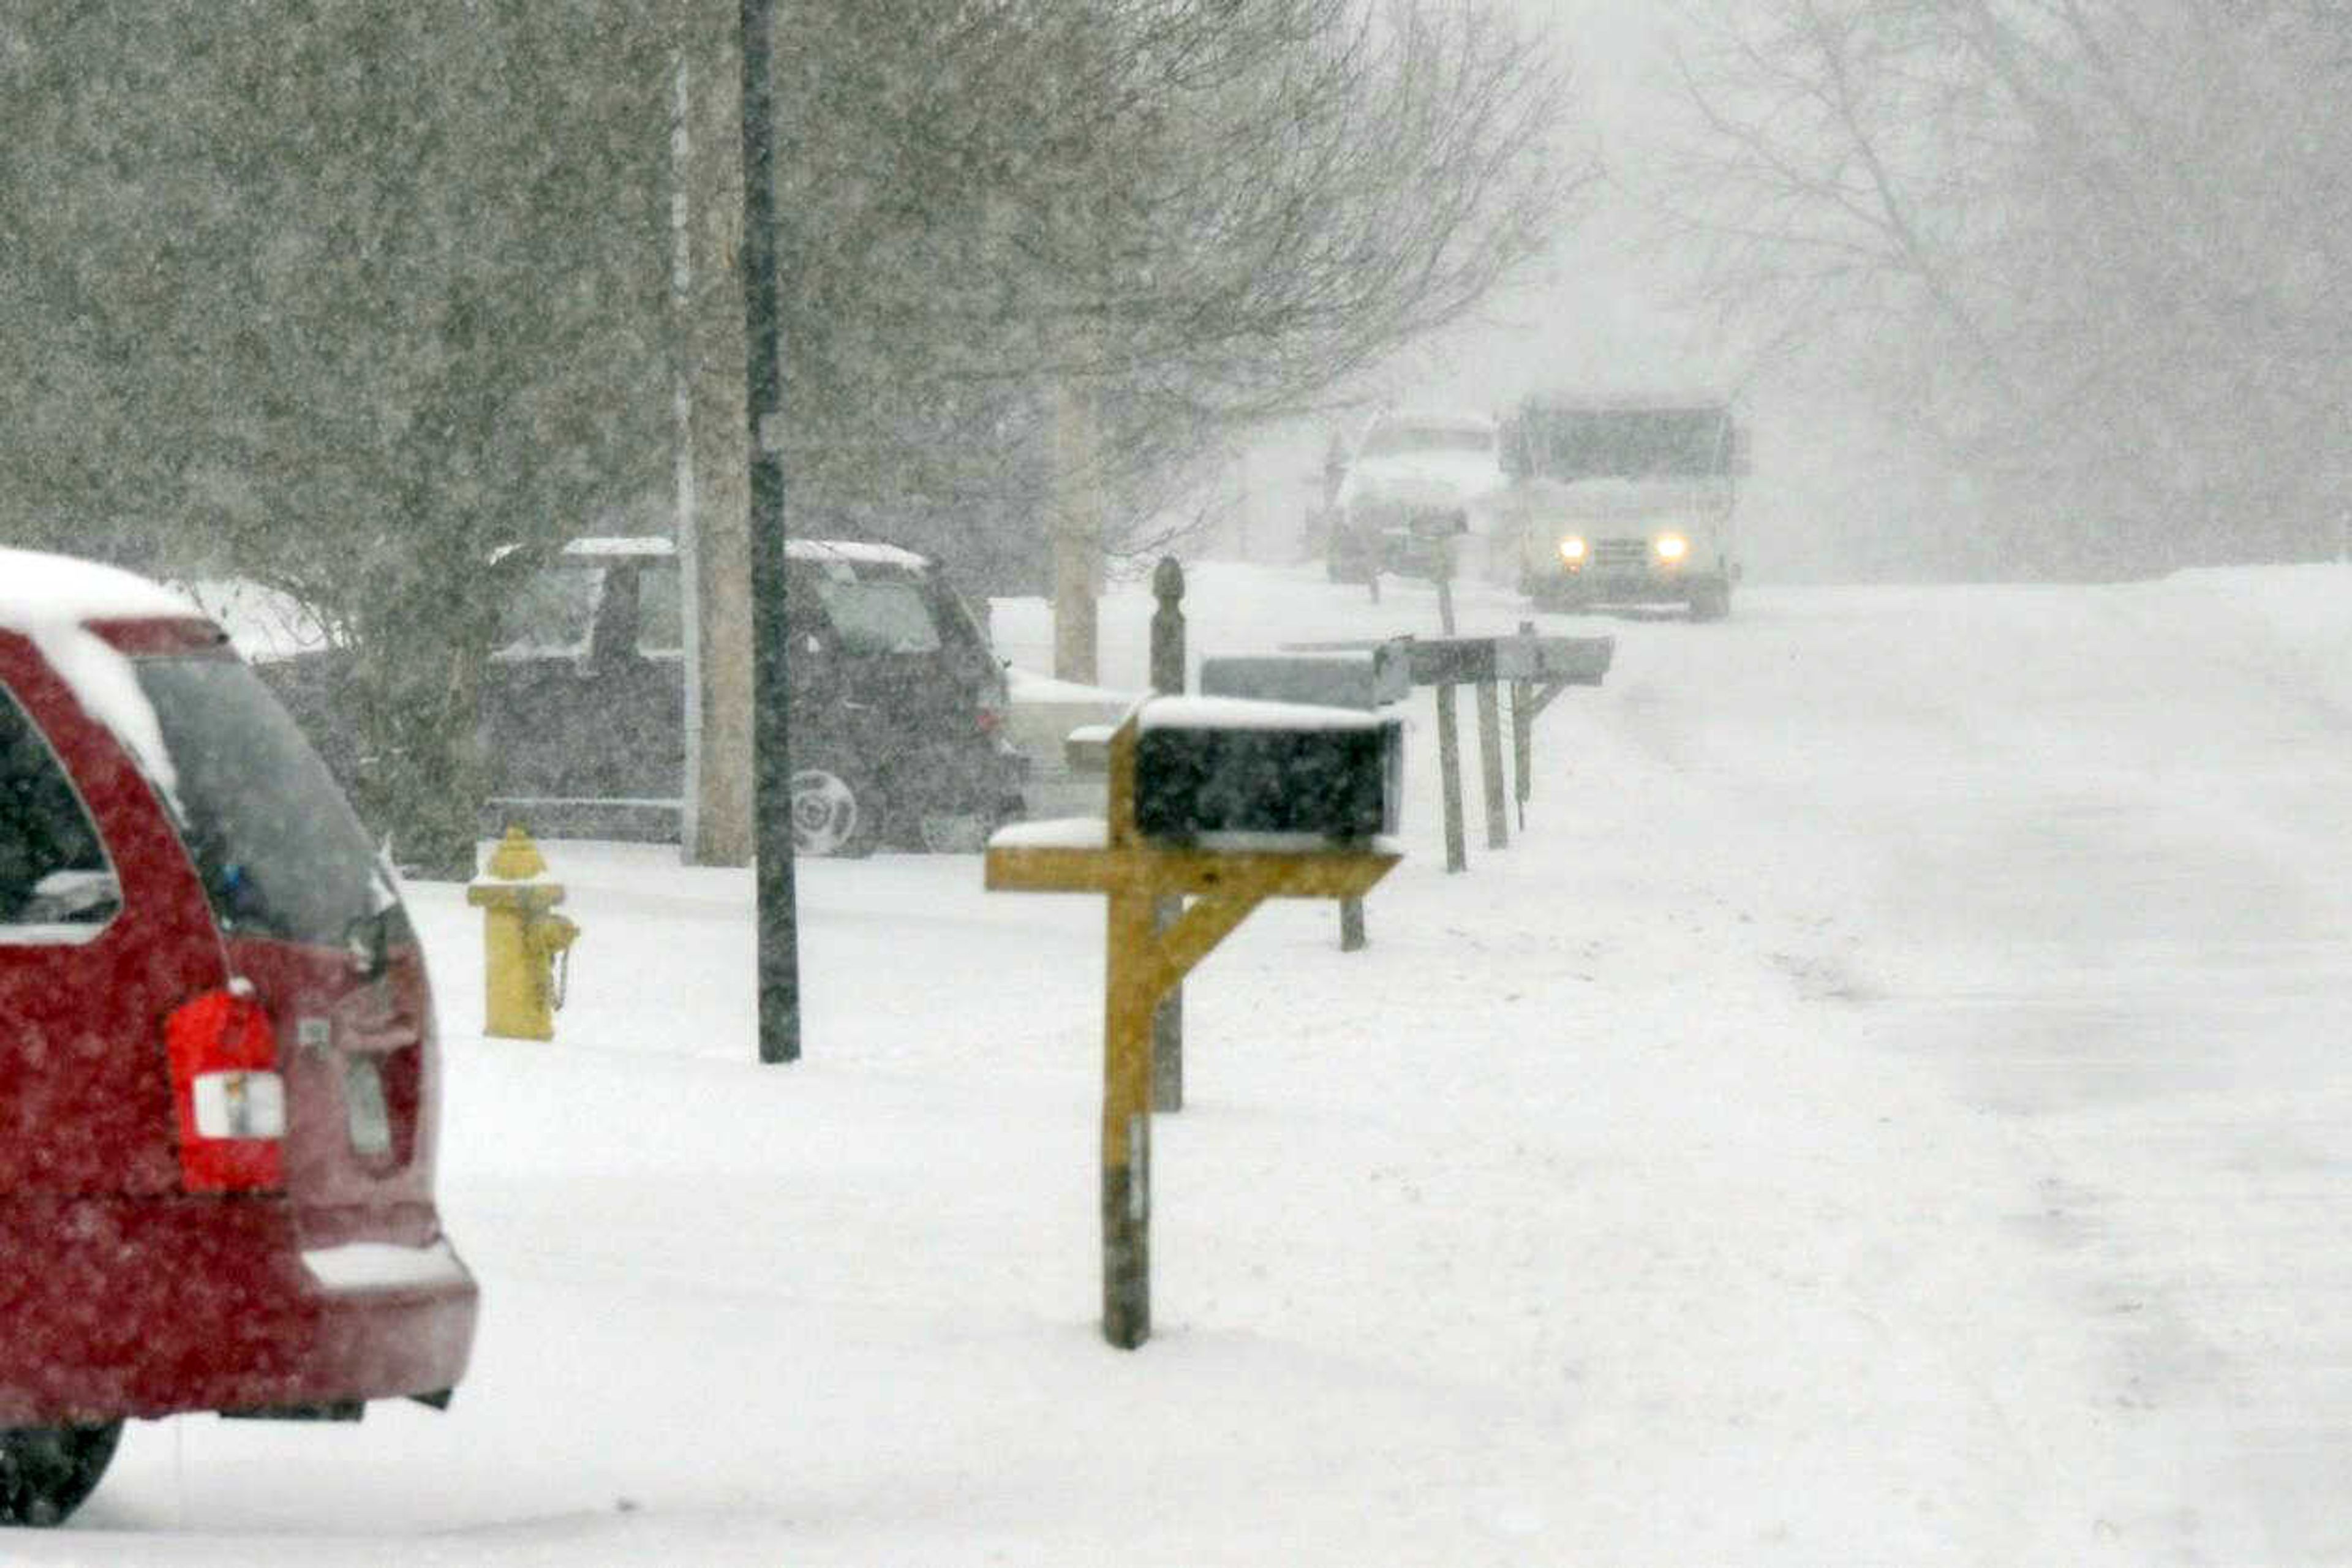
769 0 1588 673
1651 0 2352 575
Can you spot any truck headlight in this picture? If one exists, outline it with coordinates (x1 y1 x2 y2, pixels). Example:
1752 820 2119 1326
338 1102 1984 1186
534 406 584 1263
1557 535 1588 567
1654 532 1690 564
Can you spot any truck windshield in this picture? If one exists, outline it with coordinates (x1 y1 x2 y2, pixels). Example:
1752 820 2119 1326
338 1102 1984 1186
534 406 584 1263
134 655 399 950
1521 409 1730 480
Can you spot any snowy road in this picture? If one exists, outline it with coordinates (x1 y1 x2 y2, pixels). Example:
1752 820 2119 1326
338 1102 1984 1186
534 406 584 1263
33 562 2352 1564
1570 576 2352 1561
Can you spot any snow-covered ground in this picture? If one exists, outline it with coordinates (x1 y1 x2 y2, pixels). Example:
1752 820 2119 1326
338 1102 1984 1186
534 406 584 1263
28 561 2352 1564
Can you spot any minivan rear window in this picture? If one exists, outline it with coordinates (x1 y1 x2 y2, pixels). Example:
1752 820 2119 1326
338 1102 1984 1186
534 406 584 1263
134 655 398 950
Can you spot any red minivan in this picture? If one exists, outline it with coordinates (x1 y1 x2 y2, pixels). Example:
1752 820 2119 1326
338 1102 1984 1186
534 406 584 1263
0 551 476 1525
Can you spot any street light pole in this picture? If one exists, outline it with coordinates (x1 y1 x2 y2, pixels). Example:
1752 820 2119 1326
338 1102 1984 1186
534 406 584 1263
740 0 801 1063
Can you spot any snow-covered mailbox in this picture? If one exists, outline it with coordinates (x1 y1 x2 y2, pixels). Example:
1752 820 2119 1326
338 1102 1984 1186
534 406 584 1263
1198 644 1411 951
984 698 1403 1350
1133 697 1403 841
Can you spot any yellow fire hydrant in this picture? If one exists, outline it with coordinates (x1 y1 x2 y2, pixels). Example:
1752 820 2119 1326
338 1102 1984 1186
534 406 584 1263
466 826 580 1041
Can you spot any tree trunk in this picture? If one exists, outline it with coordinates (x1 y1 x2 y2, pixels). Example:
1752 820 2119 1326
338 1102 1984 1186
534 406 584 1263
1050 374 1101 684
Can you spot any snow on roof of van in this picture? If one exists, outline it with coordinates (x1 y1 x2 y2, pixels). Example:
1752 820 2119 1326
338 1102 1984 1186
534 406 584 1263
0 549 198 797
549 537 933 570
0 548 200 627
557 535 673 559
786 538 930 570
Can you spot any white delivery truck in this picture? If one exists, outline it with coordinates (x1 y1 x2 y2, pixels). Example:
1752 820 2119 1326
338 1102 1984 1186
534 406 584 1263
1498 391 1746 620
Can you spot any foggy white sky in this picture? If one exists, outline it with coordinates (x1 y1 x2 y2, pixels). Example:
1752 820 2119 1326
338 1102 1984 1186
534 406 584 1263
1397 1 1714 413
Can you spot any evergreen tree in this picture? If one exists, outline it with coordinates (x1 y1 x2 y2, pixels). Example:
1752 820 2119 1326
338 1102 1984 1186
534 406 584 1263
0 2 670 872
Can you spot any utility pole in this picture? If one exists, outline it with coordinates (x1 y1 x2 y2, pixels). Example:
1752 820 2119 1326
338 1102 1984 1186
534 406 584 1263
670 48 702 851
741 0 800 1063
672 39 757 870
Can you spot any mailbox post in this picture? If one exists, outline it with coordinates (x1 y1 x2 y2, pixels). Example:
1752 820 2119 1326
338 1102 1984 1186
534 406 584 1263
1401 635 1613 867
1512 620 1538 826
1504 626 1615 823
1149 559 1186 1113
985 699 1402 1349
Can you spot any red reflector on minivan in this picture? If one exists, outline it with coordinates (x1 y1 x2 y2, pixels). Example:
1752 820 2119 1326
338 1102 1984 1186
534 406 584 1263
165 987 284 1194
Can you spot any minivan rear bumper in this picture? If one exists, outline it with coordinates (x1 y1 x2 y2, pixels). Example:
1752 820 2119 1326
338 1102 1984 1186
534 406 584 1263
0 1196 478 1427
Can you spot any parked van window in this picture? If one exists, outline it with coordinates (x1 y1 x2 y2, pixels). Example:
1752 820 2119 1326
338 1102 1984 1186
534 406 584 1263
492 562 602 660
0 685 115 933
134 657 395 951
807 576 943 656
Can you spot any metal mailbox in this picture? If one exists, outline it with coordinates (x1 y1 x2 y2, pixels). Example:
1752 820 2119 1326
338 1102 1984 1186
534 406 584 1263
1401 633 1614 687
1197 644 1410 711
1131 698 1403 842
1528 635 1613 685
1403 636 1508 685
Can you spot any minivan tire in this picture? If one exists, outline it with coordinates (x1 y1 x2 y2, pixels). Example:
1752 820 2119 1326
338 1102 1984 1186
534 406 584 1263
790 760 881 858
0 1420 123 1527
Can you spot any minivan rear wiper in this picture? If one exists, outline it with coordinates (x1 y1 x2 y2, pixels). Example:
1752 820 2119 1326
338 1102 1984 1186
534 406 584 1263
342 865 404 979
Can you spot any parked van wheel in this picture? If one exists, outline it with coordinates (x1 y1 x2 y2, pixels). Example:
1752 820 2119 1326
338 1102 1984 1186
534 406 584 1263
0 1421 123 1526
790 762 880 858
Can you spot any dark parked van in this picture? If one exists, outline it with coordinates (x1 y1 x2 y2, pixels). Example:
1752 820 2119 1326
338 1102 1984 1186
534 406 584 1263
476 536 1027 854
0 550 475 1526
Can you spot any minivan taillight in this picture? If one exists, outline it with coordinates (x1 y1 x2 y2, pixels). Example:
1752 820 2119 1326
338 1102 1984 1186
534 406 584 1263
164 986 284 1194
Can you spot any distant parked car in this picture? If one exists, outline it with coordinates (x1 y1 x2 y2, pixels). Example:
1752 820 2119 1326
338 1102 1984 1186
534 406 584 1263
0 549 477 1526
262 537 1028 857
1325 407 1510 587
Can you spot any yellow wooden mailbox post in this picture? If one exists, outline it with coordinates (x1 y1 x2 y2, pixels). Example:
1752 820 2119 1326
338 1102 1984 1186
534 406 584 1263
986 701 1401 1349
